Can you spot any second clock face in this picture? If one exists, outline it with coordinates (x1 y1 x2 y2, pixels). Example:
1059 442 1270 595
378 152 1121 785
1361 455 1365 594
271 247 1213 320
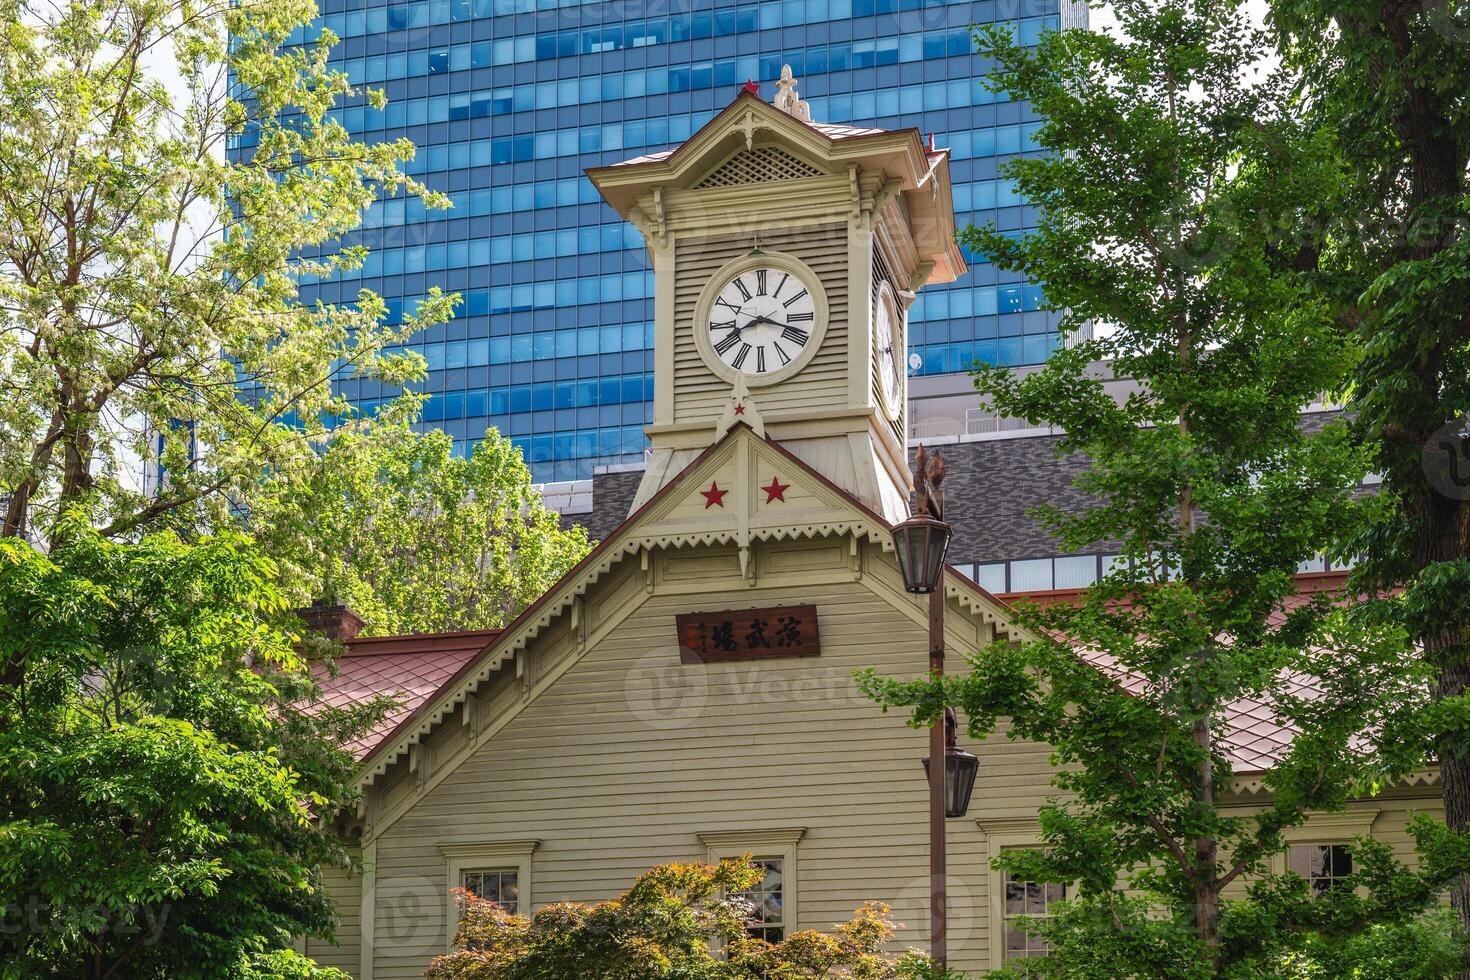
875 282 905 419
706 265 818 377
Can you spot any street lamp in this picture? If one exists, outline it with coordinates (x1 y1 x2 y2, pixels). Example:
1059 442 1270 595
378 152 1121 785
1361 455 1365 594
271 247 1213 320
923 708 980 818
890 514 953 594
891 444 972 969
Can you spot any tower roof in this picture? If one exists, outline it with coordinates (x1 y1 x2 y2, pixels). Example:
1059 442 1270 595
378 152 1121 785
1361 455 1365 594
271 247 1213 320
587 78 965 286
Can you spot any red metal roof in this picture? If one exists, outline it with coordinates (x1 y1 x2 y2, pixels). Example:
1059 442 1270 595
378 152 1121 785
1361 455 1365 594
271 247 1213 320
999 571 1363 773
313 630 500 759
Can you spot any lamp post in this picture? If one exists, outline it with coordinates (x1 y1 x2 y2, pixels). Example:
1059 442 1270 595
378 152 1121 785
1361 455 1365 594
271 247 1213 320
890 446 977 970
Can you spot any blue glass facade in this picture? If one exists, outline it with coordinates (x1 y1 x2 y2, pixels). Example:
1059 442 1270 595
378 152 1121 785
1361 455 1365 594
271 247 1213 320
239 0 1073 481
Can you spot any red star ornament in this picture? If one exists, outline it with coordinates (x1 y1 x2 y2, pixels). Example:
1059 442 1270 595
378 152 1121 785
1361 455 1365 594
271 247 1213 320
733 402 746 415
701 481 728 508
762 477 789 503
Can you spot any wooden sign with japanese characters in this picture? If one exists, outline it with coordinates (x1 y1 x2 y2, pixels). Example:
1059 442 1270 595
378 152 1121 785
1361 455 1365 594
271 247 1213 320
676 605 820 664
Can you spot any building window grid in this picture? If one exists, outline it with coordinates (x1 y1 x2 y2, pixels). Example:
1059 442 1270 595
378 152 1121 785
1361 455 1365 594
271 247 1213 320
234 86 1050 164
229 0 1073 482
736 859 786 943
297 21 1057 100
1002 870 1067 961
1288 844 1354 897
294 1 1058 61
462 868 521 914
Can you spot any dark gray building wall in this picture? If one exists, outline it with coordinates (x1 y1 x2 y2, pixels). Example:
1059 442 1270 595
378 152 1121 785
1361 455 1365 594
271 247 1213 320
927 434 1105 566
559 470 643 543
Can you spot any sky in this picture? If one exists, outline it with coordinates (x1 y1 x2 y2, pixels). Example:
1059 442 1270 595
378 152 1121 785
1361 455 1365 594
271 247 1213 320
1091 1 1275 39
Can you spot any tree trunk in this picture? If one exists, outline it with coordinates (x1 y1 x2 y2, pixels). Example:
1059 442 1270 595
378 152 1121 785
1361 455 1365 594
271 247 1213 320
1438 656 1470 921
1366 1 1470 956
1193 707 1221 970
1421 497 1470 955
2 480 34 539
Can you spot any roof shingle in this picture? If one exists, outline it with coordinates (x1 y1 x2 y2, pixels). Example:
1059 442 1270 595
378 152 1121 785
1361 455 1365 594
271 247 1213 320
313 630 500 758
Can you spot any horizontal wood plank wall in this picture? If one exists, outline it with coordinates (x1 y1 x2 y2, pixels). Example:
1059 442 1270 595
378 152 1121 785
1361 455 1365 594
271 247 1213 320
346 533 1447 978
364 539 1018 977
1217 789 1445 902
306 858 361 976
673 224 850 424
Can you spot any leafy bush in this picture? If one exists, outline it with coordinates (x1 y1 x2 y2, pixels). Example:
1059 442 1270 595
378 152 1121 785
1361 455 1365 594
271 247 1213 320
1279 909 1464 980
426 858 957 979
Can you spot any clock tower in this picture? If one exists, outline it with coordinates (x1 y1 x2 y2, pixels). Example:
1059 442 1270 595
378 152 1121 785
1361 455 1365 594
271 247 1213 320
588 70 966 522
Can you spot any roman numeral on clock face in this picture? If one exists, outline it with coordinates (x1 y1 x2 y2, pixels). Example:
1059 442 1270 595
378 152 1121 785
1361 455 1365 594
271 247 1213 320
714 329 742 355
708 266 818 375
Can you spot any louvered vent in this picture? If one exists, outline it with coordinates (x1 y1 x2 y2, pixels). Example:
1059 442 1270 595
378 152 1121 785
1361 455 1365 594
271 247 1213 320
695 146 822 189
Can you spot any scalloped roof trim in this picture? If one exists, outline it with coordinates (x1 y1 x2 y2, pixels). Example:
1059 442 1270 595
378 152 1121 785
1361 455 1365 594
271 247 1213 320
352 423 1022 788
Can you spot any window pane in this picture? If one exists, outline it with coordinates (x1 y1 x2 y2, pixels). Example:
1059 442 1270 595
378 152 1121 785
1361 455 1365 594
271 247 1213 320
463 869 519 914
975 563 1007 594
735 858 784 942
1002 869 1068 961
1053 555 1097 590
1010 558 1053 592
1005 880 1026 914
1288 842 1354 897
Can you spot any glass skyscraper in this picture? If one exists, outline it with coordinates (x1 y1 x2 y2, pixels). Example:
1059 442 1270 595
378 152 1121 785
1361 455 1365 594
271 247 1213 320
237 0 1077 481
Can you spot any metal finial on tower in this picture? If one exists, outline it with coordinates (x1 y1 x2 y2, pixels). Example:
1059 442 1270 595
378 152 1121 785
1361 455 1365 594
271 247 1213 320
772 64 813 122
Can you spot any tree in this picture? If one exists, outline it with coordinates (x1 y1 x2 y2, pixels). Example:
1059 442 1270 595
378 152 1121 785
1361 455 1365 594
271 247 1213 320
247 421 591 636
1281 908 1463 979
1267 0 1470 942
425 858 953 980
0 0 453 542
0 517 381 978
860 1 1464 974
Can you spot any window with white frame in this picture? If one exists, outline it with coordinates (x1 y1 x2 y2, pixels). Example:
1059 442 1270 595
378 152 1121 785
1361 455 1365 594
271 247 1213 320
1288 843 1354 897
982 820 1075 969
439 839 540 949
1001 869 1068 961
734 858 786 942
1270 809 1376 899
697 828 805 945
461 867 521 913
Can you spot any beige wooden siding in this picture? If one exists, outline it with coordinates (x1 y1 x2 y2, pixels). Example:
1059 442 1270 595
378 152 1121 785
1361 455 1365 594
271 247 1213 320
673 224 850 423
362 539 1033 977
1218 789 1445 902
306 858 361 975
345 532 1447 979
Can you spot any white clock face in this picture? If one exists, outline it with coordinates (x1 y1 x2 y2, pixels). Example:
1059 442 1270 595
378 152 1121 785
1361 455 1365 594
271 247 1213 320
706 265 817 377
875 282 904 419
